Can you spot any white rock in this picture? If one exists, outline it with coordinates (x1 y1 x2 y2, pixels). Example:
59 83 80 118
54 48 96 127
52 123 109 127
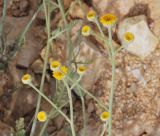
131 68 146 86
117 15 159 58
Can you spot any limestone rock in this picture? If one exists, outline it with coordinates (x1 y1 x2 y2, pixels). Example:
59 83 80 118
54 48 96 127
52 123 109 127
117 15 159 58
75 40 107 90
68 1 89 19
93 0 160 37
92 0 134 19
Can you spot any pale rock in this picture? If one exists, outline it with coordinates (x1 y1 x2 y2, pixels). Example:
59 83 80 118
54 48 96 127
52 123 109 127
68 1 89 19
93 0 160 37
75 40 107 90
92 0 134 19
92 0 109 14
1 17 30 45
117 15 159 58
70 20 108 91
31 59 44 73
131 68 146 86
133 0 160 36
148 0 160 36
16 25 45 68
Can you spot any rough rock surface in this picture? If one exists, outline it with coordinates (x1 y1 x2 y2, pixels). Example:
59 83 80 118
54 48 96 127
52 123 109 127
117 15 159 58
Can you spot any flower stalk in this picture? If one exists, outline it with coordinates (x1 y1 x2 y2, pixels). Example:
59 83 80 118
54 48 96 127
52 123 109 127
63 79 76 136
29 1 51 135
29 83 71 123
107 27 116 136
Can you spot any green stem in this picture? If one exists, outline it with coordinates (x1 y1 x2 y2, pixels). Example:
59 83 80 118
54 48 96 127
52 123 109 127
81 96 87 136
95 18 104 37
57 0 72 66
39 101 69 136
70 75 87 136
63 79 76 136
39 118 49 136
30 1 51 136
115 46 124 55
108 27 116 136
18 4 43 48
70 75 82 90
29 83 71 123
67 76 107 110
0 0 7 54
100 123 108 136
94 18 111 61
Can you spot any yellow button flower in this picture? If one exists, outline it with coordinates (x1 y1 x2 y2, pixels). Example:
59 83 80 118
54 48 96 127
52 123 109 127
124 32 134 43
37 111 47 122
60 66 68 74
77 66 87 75
100 111 109 122
100 14 117 27
50 60 61 71
21 74 32 84
87 10 96 22
81 25 91 36
53 66 68 80
53 71 64 80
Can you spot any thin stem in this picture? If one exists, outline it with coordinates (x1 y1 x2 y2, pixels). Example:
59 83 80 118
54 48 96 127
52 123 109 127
108 27 116 136
94 18 111 60
0 0 7 53
69 75 87 136
95 18 104 37
39 118 49 136
49 1 59 7
115 46 124 56
70 75 82 90
30 1 51 136
29 83 71 123
49 27 70 42
57 0 72 66
67 76 107 110
39 101 69 136
81 97 87 136
63 79 76 136
18 4 43 48
100 123 108 136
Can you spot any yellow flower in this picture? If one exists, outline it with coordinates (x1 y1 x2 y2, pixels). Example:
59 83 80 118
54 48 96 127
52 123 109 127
21 74 32 84
77 66 87 75
124 32 134 43
50 60 61 71
53 71 64 80
99 14 117 27
37 111 47 122
87 10 96 22
53 66 68 80
100 111 109 122
81 25 91 36
60 66 68 74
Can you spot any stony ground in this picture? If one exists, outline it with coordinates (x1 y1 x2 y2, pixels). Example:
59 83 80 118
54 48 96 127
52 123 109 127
0 0 160 136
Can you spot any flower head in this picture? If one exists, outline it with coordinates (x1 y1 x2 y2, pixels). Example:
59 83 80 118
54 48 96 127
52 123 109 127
87 10 96 22
77 66 87 75
100 14 117 27
50 60 61 71
124 32 134 43
81 25 91 36
21 74 32 84
100 111 109 122
53 66 68 80
37 111 47 122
